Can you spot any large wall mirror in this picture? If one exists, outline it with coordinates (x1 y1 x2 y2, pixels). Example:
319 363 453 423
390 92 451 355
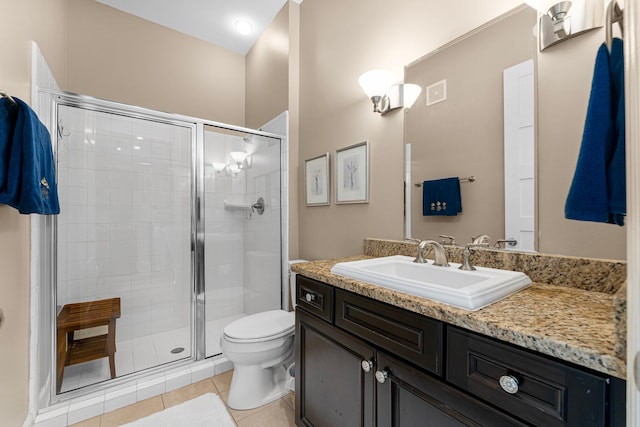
404 4 626 260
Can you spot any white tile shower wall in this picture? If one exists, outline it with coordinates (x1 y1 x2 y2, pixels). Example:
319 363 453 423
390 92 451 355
204 131 246 326
244 138 282 314
56 107 193 347
258 112 289 310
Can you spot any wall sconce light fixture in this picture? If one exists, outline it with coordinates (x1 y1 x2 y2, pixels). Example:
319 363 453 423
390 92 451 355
212 162 227 174
526 0 603 51
358 69 396 113
230 151 248 166
358 69 422 115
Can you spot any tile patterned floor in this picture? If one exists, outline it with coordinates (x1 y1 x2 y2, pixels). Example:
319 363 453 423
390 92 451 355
69 370 296 427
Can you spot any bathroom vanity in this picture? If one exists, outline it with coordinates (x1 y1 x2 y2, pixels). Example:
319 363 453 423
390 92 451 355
292 240 627 427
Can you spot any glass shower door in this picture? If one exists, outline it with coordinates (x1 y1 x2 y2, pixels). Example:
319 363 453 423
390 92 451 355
55 103 195 393
203 126 282 357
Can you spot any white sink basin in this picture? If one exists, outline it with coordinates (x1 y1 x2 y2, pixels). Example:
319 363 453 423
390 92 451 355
330 255 531 311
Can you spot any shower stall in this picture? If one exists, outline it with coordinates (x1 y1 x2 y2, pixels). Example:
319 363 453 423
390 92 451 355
40 93 287 404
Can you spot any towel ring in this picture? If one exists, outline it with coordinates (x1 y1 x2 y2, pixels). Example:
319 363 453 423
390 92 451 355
0 90 17 105
606 1 623 49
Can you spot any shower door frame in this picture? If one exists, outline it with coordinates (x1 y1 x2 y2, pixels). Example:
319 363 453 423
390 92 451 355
46 91 285 404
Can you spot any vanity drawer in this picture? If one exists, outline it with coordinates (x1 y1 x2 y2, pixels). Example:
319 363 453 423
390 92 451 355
447 326 607 427
335 289 444 376
296 276 334 323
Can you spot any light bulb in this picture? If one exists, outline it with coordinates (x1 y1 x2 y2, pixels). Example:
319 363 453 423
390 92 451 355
235 20 252 35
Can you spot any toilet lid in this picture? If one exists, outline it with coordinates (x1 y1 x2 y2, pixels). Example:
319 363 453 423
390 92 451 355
223 310 295 341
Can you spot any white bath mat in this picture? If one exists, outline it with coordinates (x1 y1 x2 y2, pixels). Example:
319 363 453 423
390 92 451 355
120 393 236 427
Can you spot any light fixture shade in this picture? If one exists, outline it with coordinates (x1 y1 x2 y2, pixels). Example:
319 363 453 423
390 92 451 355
358 69 396 98
230 151 248 164
403 84 422 109
212 162 226 172
523 0 554 12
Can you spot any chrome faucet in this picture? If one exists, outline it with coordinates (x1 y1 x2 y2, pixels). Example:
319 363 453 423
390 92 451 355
414 240 450 267
494 238 518 248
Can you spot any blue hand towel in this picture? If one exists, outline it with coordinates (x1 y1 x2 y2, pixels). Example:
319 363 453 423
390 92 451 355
422 177 461 216
565 39 625 226
0 97 60 214
607 38 625 225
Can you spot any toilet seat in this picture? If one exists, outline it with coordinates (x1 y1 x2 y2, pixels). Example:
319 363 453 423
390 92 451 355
223 310 294 343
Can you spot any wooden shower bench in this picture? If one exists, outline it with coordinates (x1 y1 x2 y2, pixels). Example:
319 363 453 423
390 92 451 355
56 297 121 393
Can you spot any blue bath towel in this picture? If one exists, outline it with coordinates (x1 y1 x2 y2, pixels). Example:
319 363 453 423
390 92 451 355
0 97 60 214
565 39 625 226
422 177 461 216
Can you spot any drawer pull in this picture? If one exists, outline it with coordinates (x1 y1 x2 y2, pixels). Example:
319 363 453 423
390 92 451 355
305 292 317 303
361 360 374 373
375 369 390 384
499 375 519 394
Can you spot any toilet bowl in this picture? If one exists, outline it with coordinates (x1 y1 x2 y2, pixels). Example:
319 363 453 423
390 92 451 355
220 260 305 410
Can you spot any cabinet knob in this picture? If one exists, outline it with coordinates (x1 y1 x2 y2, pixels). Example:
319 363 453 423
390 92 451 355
361 360 373 373
375 369 389 384
305 292 316 303
499 375 519 394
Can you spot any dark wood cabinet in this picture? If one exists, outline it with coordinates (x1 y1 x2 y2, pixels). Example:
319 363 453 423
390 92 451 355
295 275 626 427
376 352 527 427
296 309 375 427
447 326 616 427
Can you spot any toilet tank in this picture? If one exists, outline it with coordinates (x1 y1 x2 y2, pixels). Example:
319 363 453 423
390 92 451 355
288 260 307 311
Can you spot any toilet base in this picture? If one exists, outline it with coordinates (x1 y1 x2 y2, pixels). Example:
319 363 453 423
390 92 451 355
226 359 292 410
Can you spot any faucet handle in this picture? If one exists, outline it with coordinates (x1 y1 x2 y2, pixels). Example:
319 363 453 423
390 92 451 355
459 243 481 271
471 234 491 245
438 234 456 245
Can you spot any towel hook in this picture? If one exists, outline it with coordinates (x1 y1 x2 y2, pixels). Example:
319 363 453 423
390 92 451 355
0 90 17 105
606 1 623 49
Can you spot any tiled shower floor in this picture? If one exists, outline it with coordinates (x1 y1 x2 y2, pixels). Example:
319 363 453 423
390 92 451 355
60 315 245 393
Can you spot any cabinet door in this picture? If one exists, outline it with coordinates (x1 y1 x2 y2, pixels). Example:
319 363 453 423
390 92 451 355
376 352 527 427
296 309 375 427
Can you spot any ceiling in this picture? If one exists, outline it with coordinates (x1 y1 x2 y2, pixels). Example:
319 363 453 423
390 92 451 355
95 0 294 54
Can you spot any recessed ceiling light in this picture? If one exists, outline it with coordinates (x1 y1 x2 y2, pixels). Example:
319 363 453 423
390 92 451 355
235 20 252 35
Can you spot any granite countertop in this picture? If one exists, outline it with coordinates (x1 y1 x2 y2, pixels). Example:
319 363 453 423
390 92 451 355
292 255 626 379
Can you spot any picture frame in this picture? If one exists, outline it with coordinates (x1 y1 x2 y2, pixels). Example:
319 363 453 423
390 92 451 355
335 141 369 204
304 153 330 206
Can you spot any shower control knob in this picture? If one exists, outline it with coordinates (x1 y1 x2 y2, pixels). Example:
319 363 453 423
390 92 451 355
375 369 390 384
305 292 316 303
361 360 373 373
499 375 519 394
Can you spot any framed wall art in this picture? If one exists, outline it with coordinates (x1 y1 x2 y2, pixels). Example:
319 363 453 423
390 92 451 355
335 141 369 204
304 153 330 206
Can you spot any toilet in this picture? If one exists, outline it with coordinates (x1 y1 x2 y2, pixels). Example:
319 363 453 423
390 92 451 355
220 260 305 410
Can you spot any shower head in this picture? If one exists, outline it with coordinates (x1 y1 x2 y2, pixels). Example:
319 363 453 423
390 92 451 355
243 135 253 143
